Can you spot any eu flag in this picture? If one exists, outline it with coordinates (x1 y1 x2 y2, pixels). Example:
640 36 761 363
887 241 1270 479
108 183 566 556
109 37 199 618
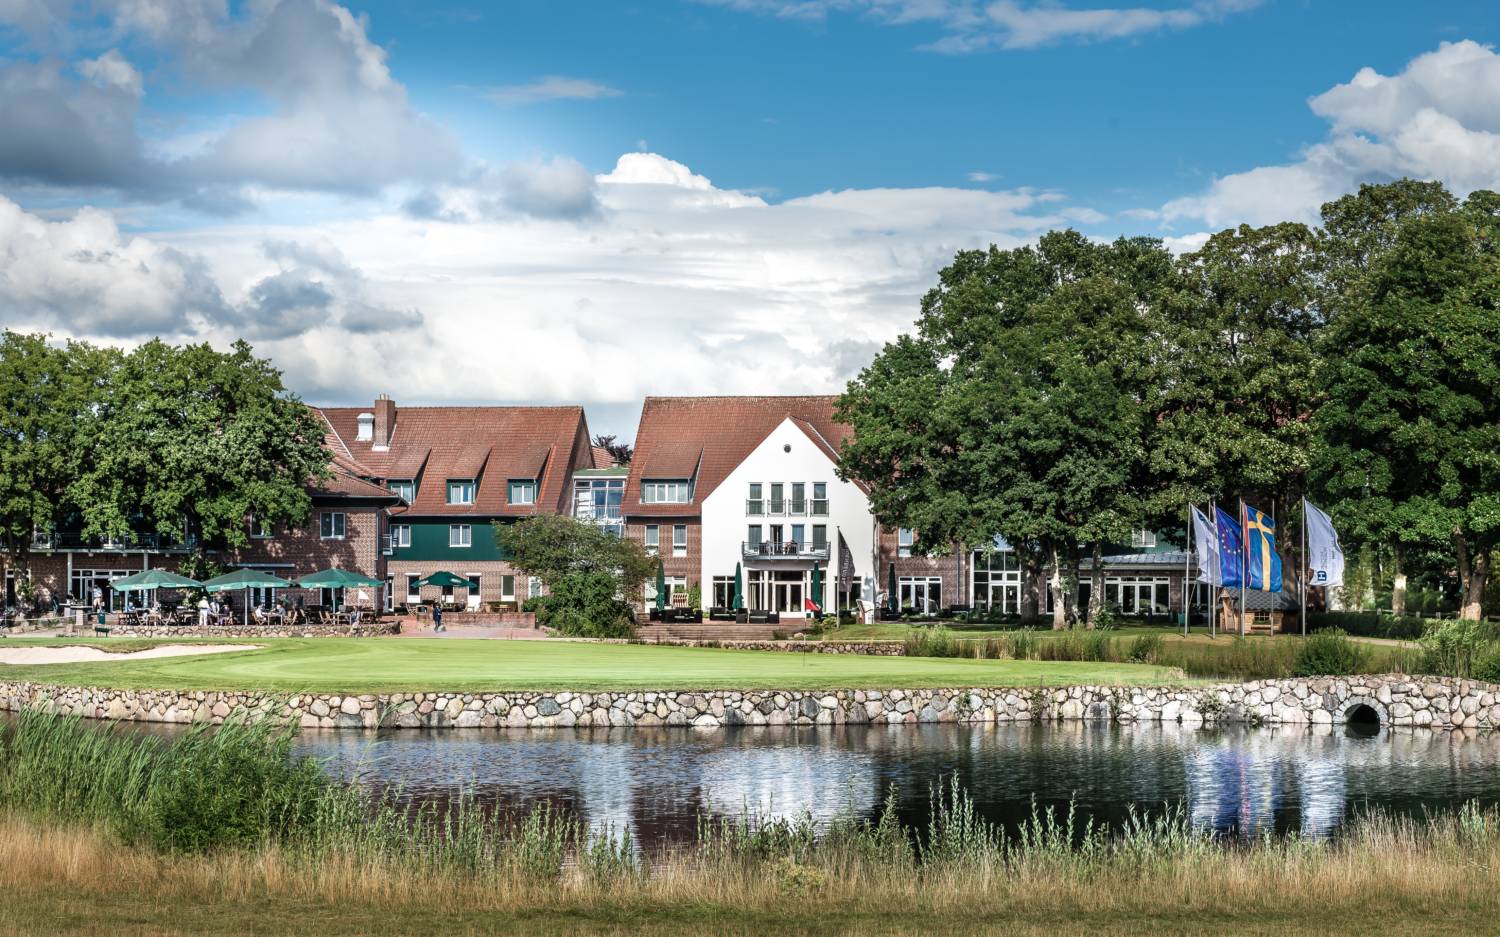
1214 507 1243 589
1243 504 1283 593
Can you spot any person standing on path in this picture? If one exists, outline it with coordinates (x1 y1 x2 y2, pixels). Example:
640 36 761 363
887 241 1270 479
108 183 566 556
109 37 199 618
432 601 444 633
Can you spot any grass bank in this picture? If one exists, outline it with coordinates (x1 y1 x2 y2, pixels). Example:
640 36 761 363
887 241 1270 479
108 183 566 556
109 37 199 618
0 636 1180 693
1 710 1496 937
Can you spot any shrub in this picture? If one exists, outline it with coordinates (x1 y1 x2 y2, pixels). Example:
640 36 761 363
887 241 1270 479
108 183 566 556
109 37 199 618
1006 628 1039 661
1418 619 1500 679
533 571 635 638
1127 632 1164 664
1308 611 1426 641
521 596 542 613
1293 629 1369 677
904 626 960 658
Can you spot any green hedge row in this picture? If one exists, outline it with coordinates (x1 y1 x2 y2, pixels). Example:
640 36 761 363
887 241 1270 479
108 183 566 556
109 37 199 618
1307 611 1427 641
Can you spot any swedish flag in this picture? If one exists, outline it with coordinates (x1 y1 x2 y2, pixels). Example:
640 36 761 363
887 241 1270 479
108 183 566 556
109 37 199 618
1243 504 1282 593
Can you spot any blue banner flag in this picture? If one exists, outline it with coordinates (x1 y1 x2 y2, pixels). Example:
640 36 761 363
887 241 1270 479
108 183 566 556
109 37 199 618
1214 506 1243 589
1243 504 1283 593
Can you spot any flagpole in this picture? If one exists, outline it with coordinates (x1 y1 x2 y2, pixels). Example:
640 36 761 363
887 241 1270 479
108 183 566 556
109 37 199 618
1238 498 1247 638
1300 498 1308 638
1209 501 1218 639
1183 503 1191 638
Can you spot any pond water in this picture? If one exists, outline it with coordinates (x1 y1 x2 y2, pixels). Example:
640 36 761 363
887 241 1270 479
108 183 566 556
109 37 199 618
272 721 1500 847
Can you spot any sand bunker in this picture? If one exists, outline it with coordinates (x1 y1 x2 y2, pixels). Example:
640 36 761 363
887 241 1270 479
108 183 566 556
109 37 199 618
0 644 260 665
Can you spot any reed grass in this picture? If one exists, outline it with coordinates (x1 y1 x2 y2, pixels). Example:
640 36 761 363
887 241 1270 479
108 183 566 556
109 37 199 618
2 708 1498 935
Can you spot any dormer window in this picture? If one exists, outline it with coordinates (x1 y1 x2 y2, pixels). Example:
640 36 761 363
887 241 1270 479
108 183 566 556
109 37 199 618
356 412 374 442
508 479 537 505
641 479 691 504
447 479 475 505
389 479 414 503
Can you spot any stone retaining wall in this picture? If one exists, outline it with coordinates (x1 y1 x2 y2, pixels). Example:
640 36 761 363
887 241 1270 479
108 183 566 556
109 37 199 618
2 674 1496 731
628 640 905 655
104 622 401 638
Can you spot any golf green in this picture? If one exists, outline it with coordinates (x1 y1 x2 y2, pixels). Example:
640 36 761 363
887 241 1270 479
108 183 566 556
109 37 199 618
0 638 1182 694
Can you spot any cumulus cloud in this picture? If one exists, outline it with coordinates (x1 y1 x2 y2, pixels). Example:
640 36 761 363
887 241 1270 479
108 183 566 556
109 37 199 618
0 195 420 340
133 151 1096 425
699 0 1262 51
1160 40 1500 228
483 76 623 106
0 0 463 203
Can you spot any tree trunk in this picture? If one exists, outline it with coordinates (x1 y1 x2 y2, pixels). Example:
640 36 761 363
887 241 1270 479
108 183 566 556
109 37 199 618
1086 541 1104 629
1390 545 1407 617
1049 542 1067 630
1020 551 1042 625
1453 530 1488 621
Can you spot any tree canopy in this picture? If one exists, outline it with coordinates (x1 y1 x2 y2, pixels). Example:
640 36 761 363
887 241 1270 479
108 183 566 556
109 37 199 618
838 179 1500 622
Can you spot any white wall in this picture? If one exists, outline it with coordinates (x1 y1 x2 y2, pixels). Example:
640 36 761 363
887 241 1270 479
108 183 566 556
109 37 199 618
700 418 876 612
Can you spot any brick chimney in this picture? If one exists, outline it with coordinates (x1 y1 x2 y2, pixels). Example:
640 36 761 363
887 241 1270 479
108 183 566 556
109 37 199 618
373 394 396 451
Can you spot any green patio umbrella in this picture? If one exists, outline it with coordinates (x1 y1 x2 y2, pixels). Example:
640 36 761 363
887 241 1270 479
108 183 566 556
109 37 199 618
887 563 897 615
654 559 667 612
109 569 201 592
300 567 384 612
809 563 822 617
731 562 744 611
201 569 294 626
411 571 478 610
413 571 478 589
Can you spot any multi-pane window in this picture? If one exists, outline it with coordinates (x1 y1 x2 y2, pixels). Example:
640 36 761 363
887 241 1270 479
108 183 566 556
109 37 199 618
812 525 827 551
673 524 688 557
501 575 516 602
320 512 346 540
447 480 475 505
811 482 828 516
712 576 736 609
897 528 914 558
1131 529 1158 549
406 574 421 603
388 479 415 503
747 483 764 515
790 524 805 548
249 515 272 539
641 480 691 504
769 483 784 514
390 524 411 548
1103 576 1171 615
508 479 537 505
972 550 1021 614
644 525 659 554
790 483 805 514
573 477 624 536
528 577 543 599
747 524 763 549
449 524 472 548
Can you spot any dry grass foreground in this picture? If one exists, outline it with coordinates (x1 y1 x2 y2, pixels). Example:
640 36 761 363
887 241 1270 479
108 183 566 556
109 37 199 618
1 814 1496 937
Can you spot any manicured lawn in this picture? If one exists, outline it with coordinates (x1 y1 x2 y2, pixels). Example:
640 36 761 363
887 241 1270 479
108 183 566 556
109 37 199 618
0 636 1182 693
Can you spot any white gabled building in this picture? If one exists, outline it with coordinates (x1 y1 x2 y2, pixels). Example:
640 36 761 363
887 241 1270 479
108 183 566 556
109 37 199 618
699 415 877 615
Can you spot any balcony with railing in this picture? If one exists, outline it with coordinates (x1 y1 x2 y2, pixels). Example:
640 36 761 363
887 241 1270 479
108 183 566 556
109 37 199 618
742 539 831 561
746 498 829 517
31 529 199 552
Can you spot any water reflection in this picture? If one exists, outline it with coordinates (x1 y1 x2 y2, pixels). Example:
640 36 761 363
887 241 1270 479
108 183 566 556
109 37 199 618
288 721 1500 847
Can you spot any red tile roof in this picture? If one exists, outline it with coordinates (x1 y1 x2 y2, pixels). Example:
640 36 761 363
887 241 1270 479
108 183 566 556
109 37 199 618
318 404 590 517
623 396 852 517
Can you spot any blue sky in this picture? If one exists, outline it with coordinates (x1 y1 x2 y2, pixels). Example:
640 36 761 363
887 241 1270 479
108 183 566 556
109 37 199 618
2 1 1498 436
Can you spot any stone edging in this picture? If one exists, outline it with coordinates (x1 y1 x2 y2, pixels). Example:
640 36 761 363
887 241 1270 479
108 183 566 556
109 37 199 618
628 639 905 655
102 622 401 638
1 674 1496 731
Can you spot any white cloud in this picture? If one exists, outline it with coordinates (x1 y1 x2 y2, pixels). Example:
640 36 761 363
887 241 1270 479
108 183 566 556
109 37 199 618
0 0 463 203
699 0 1262 51
483 76 623 106
1161 40 1500 228
0 194 418 340
6 151 1094 430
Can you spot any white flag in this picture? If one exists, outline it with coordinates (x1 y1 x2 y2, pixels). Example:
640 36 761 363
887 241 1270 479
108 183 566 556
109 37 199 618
1304 500 1345 587
1190 505 1221 586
